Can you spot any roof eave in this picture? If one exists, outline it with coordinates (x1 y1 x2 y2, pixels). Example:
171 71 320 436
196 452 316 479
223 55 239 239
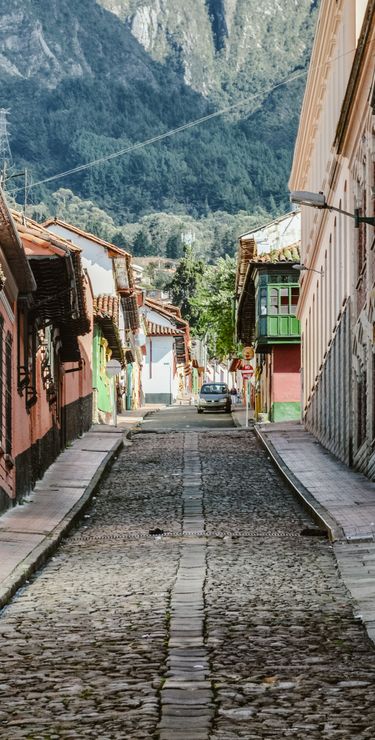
0 196 36 293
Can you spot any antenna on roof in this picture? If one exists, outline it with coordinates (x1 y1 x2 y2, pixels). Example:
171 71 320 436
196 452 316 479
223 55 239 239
0 109 12 187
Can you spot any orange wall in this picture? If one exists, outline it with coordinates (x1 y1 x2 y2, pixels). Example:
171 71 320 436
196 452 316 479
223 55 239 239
63 280 93 407
8 277 93 502
0 293 16 499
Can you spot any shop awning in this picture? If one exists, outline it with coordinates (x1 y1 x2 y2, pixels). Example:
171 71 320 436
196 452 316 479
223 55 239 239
229 358 242 372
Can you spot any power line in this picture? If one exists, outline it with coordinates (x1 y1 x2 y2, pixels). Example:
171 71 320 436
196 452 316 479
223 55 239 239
12 69 308 194
12 41 373 195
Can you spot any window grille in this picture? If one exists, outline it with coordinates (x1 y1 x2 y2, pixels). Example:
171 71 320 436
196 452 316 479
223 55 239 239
357 369 367 450
5 332 12 455
0 317 3 444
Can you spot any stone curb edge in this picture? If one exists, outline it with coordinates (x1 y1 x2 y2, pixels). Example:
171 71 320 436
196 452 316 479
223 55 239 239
231 411 242 428
0 436 124 611
231 410 254 429
254 425 343 543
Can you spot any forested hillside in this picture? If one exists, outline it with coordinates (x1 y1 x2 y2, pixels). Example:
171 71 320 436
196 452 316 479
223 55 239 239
0 0 317 225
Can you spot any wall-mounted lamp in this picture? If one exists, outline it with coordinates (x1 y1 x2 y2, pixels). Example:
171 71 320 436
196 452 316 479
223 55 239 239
290 190 375 227
292 264 324 276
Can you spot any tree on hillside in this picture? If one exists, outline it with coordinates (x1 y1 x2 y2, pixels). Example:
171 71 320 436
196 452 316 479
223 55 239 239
168 246 206 328
166 233 184 259
132 228 157 257
192 255 237 359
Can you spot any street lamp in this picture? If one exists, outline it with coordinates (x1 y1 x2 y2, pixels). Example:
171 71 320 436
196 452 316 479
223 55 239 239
290 191 375 227
292 264 324 276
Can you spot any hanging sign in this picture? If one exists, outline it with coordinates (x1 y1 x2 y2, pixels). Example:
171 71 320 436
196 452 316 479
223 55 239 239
106 359 122 377
242 346 254 360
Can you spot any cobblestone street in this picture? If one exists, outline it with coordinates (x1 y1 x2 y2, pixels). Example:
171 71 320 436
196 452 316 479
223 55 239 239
0 408 375 738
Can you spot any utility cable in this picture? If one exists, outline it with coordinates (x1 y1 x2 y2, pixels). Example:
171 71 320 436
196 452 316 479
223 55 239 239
12 41 374 194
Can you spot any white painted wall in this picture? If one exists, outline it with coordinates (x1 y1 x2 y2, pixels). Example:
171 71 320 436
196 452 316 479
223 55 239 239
145 309 175 328
46 224 116 296
142 336 178 400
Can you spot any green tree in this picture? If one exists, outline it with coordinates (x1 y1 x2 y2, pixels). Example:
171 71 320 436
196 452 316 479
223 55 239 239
193 255 237 359
132 228 156 256
168 246 206 328
166 233 183 259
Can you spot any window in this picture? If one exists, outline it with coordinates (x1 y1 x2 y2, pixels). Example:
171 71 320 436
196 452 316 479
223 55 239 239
280 288 289 315
269 289 278 315
264 285 300 315
260 288 267 315
5 332 12 456
290 288 299 315
0 317 3 444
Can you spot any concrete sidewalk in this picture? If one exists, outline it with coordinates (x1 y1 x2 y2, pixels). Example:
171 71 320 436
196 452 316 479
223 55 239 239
0 427 122 609
256 421 375 542
232 414 375 645
231 403 254 427
0 404 163 607
0 406 162 609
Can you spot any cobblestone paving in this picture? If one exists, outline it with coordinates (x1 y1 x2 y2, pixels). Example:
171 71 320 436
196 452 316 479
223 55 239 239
0 435 183 739
0 426 375 739
201 432 375 739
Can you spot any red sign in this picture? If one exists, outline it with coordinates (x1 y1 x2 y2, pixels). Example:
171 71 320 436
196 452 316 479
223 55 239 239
242 363 252 371
241 368 254 377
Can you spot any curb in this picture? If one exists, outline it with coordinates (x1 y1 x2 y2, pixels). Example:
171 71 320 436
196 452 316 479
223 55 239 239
0 437 123 610
231 411 254 429
254 425 343 543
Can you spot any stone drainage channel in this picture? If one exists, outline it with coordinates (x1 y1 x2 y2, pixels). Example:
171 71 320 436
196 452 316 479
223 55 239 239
158 432 213 740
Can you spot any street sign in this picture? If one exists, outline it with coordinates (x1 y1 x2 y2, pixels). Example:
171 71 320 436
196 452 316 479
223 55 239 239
241 367 254 377
242 346 254 360
241 363 252 371
106 359 122 377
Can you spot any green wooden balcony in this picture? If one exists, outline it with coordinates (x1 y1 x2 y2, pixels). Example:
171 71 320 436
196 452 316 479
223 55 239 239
256 314 300 344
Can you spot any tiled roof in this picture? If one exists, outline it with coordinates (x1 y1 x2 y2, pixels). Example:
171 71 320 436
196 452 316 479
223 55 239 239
13 212 82 255
235 235 256 297
94 295 120 325
145 297 188 326
43 218 131 258
94 296 124 365
122 293 140 331
0 197 36 293
146 321 184 337
251 243 300 264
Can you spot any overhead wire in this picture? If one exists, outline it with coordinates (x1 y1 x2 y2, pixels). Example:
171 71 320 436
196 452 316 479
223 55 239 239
11 41 374 195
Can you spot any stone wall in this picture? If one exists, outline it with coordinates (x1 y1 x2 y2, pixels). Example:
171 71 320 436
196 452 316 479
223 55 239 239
15 424 61 507
62 393 93 446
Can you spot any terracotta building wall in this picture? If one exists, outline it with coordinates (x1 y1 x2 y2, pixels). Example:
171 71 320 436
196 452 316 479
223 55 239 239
0 290 16 509
13 279 94 504
62 279 94 444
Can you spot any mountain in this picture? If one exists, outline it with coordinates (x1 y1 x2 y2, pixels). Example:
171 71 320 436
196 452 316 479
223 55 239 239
0 0 317 222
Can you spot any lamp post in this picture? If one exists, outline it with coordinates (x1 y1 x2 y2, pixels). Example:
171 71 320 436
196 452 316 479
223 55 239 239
163 361 172 405
292 264 324 276
290 191 375 227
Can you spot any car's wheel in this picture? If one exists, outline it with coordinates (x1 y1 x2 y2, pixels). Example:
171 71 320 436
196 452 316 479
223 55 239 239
197 408 203 414
225 405 231 413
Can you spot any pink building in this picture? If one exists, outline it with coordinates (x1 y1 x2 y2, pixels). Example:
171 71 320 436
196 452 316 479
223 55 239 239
0 192 93 512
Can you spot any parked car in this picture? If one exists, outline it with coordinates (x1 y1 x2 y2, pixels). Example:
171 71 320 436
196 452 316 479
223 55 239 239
197 383 231 413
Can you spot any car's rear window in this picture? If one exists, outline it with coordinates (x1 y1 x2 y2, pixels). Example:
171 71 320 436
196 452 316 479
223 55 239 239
200 384 228 394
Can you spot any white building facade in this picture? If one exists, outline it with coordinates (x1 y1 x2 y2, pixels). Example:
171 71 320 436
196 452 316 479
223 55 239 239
289 1 375 475
141 306 181 404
